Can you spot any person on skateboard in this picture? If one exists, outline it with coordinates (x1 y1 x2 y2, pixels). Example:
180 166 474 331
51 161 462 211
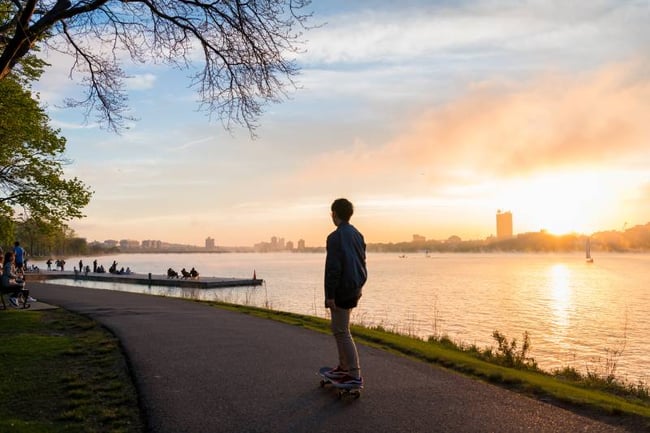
323 198 367 387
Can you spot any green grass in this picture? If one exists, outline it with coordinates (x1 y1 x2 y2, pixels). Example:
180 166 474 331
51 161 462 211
206 300 650 426
0 309 143 433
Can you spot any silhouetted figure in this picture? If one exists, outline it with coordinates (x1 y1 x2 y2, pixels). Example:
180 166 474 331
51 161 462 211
167 268 179 279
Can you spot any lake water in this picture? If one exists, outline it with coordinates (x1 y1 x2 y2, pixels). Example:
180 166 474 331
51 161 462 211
37 252 650 384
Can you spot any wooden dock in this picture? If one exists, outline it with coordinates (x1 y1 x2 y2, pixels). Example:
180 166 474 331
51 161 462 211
28 270 263 289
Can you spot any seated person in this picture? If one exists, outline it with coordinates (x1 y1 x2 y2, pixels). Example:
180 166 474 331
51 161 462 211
167 268 179 279
189 267 199 279
2 251 31 308
180 268 191 279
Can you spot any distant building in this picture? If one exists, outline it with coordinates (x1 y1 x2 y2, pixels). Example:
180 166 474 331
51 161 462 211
297 239 306 250
120 239 140 249
205 237 215 249
104 239 119 248
142 240 162 249
496 210 513 239
285 240 294 251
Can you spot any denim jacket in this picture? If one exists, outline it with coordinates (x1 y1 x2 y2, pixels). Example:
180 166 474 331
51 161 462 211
325 221 367 309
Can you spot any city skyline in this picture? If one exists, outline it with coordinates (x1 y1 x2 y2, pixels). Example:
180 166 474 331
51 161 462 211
34 1 649 246
85 214 649 250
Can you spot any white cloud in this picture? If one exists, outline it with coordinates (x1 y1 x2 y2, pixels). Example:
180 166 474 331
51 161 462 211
126 73 157 90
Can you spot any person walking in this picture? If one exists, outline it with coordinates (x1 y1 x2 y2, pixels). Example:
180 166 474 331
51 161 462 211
323 198 367 387
13 241 26 272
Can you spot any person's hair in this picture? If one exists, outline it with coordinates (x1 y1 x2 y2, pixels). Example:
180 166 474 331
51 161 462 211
331 198 354 222
4 251 14 264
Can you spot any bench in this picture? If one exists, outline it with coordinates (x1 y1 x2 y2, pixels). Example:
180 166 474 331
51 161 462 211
1 285 14 309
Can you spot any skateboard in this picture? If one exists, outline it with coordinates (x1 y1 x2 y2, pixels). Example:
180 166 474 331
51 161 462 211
318 367 362 399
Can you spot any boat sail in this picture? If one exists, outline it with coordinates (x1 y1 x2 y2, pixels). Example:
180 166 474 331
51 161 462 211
585 238 594 263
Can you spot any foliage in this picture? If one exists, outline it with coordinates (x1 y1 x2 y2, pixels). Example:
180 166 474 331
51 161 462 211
0 0 312 133
487 330 537 369
9 220 89 257
0 72 92 227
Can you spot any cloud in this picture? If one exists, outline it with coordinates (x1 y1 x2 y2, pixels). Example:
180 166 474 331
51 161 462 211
126 73 157 90
285 61 650 193
301 1 649 67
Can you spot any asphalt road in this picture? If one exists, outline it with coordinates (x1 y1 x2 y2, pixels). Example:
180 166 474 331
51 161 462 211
32 282 639 433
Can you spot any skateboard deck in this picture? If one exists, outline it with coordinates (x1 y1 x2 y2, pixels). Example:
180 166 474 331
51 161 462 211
318 366 362 399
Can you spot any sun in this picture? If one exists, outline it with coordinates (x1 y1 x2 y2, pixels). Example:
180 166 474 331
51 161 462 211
504 170 617 236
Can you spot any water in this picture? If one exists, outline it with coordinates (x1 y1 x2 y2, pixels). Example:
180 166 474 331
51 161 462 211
36 252 650 383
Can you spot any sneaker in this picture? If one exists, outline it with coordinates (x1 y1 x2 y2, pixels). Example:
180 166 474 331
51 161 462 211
9 297 19 307
337 375 363 388
27 296 37 302
324 366 349 380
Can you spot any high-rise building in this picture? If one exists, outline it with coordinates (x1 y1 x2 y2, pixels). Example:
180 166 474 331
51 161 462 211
496 210 513 239
205 237 215 249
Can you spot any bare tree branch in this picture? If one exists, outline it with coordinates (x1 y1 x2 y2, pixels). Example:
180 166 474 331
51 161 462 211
0 0 312 134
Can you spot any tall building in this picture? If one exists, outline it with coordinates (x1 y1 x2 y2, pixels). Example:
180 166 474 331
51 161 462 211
205 237 215 249
496 210 513 239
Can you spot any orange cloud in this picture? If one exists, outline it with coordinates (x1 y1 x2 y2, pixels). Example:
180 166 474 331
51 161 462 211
292 60 650 192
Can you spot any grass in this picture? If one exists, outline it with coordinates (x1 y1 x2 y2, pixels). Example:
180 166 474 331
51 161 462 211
0 309 143 433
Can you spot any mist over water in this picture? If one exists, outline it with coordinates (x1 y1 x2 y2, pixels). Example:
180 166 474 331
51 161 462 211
40 252 650 383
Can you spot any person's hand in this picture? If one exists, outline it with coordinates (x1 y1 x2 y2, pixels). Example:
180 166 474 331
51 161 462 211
325 298 336 309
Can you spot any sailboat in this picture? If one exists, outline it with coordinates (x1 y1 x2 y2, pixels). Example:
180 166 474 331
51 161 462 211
585 238 594 263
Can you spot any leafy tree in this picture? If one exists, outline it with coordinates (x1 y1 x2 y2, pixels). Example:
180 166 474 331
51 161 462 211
0 72 93 229
0 0 311 132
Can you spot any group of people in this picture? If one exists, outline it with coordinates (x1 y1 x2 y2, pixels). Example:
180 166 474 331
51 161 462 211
45 258 133 275
167 267 200 279
46 258 67 271
107 260 132 275
1 241 37 309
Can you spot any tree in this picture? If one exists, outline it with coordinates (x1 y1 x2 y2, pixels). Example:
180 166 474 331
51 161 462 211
0 0 311 133
0 72 93 228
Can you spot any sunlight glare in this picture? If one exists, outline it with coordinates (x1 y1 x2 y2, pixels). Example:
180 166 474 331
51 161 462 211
549 264 572 331
505 171 616 235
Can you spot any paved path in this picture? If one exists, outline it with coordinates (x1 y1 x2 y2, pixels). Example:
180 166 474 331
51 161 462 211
32 283 637 433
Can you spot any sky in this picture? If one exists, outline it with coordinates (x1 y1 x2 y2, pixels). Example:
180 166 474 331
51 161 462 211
34 0 650 248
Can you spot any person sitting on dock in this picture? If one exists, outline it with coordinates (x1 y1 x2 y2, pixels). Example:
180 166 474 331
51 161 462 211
189 267 199 279
167 268 179 279
180 268 191 279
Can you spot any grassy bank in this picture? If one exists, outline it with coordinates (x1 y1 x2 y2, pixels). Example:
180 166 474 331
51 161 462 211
0 309 143 433
209 301 650 426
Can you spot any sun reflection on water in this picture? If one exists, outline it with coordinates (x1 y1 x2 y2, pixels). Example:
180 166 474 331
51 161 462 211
549 264 571 332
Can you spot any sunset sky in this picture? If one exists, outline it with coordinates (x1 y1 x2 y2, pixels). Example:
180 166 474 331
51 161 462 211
35 0 650 247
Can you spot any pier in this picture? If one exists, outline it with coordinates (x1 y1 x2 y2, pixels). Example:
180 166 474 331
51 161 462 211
28 270 263 289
